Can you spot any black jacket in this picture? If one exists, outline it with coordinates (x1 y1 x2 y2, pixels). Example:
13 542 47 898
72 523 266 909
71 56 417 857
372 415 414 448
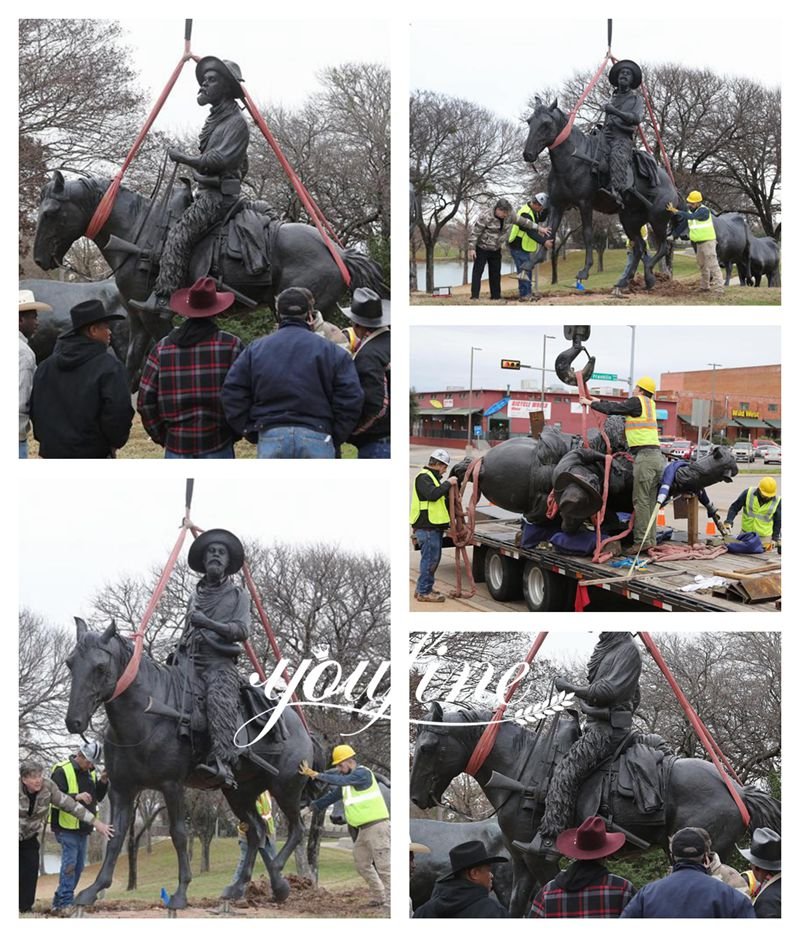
753 876 781 918
31 335 134 458
50 757 108 837
414 879 509 918
349 329 390 447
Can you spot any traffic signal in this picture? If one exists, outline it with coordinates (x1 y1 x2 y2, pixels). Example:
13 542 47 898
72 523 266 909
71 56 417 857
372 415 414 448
501 359 521 370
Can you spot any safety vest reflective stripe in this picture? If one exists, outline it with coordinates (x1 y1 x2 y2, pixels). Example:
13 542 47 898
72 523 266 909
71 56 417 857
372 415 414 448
50 760 96 830
342 769 389 827
687 208 716 242
409 468 451 525
256 791 275 837
624 396 660 446
508 204 540 252
742 489 780 538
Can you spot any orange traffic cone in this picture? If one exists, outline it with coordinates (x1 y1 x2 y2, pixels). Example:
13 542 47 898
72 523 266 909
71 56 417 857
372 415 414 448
657 509 666 527
706 519 717 536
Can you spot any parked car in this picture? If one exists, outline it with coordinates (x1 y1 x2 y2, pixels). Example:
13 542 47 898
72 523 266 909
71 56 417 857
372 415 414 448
668 439 694 459
659 436 677 454
732 439 756 463
763 445 782 465
754 438 780 458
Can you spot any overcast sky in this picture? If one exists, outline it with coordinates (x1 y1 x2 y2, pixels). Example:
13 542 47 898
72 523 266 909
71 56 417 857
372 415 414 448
117 18 390 135
19 477 388 625
411 17 780 123
410 325 781 393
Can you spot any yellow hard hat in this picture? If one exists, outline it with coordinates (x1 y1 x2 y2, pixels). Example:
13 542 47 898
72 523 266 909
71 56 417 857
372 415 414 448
636 376 656 394
758 477 777 498
686 190 703 204
330 744 356 766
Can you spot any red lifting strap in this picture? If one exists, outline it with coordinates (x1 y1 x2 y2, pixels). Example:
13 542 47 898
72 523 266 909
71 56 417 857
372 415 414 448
639 632 750 827
550 54 612 150
465 632 548 777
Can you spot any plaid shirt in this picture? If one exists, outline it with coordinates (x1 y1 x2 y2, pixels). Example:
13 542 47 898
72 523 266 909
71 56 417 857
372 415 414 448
138 328 244 455
531 871 635 918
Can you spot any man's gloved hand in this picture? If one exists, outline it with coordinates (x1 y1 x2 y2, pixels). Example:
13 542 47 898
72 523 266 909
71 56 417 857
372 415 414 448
298 760 318 779
721 521 733 535
300 805 314 821
666 202 678 214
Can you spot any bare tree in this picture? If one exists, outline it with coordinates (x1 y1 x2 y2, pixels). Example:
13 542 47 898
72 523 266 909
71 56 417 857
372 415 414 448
126 790 167 890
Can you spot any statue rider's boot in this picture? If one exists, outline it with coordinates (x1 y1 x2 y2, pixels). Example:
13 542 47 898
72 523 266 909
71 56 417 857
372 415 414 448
512 830 561 862
129 291 172 316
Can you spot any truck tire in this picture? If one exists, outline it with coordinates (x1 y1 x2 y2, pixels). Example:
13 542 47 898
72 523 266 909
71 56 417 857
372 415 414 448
522 561 568 611
485 548 523 601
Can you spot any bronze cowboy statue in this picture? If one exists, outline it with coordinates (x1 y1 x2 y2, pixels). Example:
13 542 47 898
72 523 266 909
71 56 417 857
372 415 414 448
514 632 642 860
177 528 250 788
131 57 250 315
600 59 644 208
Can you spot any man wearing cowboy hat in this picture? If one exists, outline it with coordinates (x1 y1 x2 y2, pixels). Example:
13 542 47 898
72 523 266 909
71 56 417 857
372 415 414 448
222 286 363 458
413 840 509 918
29 299 133 458
19 289 51 458
131 56 249 315
138 277 244 458
601 59 644 208
738 827 781 917
621 827 755 918
343 287 391 458
530 816 635 917
176 529 249 788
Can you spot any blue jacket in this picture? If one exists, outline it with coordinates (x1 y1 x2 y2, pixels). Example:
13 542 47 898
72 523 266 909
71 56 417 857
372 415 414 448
620 862 755 918
221 320 364 446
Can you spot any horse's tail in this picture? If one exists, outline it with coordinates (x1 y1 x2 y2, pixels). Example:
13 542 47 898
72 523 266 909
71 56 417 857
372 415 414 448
341 248 389 298
303 732 329 881
742 785 781 834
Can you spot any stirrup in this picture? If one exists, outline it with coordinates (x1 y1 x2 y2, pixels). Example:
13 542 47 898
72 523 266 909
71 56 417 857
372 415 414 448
129 292 171 315
512 831 561 861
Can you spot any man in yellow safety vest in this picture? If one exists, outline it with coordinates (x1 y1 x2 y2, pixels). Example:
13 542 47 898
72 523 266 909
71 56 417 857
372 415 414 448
581 377 666 554
724 476 781 548
49 740 108 913
666 191 725 295
300 745 390 908
508 193 553 301
234 789 277 881
409 449 458 602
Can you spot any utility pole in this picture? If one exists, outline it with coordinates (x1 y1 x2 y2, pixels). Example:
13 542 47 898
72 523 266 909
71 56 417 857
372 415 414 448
466 346 482 453
540 334 555 404
708 363 721 443
627 325 636 390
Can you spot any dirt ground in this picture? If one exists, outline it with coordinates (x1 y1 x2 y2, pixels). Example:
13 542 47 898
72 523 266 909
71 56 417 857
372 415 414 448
25 875 387 919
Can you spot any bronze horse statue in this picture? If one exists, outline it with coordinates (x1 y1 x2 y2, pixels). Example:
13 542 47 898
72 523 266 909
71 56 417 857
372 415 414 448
33 171 387 389
65 618 323 912
522 98 681 294
411 702 780 917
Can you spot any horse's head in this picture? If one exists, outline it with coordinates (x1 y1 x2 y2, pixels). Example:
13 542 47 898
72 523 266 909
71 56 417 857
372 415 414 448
33 171 100 270
65 617 121 733
410 702 476 810
523 97 565 164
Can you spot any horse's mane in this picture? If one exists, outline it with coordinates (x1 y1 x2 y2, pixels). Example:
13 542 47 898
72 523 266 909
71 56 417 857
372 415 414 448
80 627 170 677
435 701 533 755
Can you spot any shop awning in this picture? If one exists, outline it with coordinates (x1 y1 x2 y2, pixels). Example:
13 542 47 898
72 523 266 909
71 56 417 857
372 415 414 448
765 419 781 429
732 416 770 429
677 413 693 423
417 407 482 416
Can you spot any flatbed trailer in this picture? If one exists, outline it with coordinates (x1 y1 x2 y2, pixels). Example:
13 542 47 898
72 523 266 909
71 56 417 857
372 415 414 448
456 510 781 612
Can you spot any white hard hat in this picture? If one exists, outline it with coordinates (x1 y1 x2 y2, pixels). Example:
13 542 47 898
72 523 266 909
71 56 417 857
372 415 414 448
533 192 549 209
79 740 102 765
429 448 451 466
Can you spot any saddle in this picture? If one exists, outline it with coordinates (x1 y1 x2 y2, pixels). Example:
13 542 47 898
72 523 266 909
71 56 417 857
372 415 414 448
578 134 660 193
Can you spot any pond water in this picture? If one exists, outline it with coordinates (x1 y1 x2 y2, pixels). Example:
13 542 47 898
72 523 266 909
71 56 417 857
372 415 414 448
416 258 517 292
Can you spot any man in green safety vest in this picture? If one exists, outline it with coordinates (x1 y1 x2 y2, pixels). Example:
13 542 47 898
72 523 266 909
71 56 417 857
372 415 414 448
666 191 725 295
234 789 276 881
300 745 390 908
410 448 458 602
508 193 553 301
49 740 108 914
724 476 781 548
581 377 666 555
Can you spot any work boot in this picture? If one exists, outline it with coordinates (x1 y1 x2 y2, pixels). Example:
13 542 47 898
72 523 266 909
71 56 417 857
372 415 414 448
416 593 445 603
512 830 561 862
129 291 171 315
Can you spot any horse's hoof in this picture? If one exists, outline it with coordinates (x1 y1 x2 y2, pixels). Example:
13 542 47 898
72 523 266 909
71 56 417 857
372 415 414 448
168 894 188 910
272 878 291 903
222 883 246 901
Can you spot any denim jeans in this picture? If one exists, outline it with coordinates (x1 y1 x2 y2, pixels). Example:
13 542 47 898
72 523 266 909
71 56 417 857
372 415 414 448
53 830 88 908
509 245 533 297
164 444 235 459
257 426 335 459
356 438 391 459
234 836 277 881
415 528 443 596
19 439 28 459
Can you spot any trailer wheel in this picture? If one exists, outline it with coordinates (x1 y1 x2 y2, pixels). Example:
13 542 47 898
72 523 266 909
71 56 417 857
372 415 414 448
522 561 568 611
472 544 487 584
485 549 523 601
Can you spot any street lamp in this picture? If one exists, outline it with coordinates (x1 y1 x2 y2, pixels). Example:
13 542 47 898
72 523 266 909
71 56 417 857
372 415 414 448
467 346 483 452
708 362 721 443
627 325 636 390
541 334 555 405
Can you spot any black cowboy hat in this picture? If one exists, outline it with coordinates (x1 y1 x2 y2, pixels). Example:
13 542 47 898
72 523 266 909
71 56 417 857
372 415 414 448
195 57 245 99
553 467 604 515
438 840 508 881
342 287 390 329
188 529 245 575
738 827 781 871
608 59 642 89
60 299 124 338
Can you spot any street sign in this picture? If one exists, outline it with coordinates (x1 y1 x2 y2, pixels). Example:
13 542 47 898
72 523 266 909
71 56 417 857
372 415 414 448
590 372 617 380
501 359 521 370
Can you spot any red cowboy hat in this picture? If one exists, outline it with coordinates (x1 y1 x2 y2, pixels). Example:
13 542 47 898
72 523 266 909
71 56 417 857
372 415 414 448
169 277 235 318
555 816 626 860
